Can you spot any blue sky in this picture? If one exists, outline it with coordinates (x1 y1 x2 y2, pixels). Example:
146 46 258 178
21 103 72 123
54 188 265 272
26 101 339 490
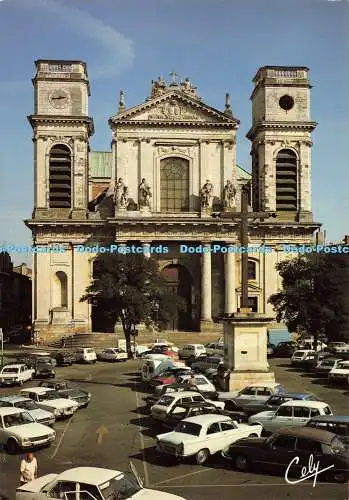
0 0 348 264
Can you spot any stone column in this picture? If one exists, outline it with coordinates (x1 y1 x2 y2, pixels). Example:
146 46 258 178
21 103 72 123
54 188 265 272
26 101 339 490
225 247 236 314
142 242 151 259
200 243 212 329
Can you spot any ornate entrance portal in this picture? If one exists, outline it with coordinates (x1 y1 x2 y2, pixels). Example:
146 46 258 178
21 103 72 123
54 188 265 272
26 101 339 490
161 264 193 331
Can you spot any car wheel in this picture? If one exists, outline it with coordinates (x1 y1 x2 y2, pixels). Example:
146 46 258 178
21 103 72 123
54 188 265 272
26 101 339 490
195 448 209 465
248 433 258 438
235 454 249 471
6 438 19 454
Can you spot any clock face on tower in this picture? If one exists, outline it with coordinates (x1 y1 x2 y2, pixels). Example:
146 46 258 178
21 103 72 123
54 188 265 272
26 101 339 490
49 89 70 109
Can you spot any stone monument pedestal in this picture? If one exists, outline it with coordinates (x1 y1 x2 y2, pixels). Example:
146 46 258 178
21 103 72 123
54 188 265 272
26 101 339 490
223 311 275 391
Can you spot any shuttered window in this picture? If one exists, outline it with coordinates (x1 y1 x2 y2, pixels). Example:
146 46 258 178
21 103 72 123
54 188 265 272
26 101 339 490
49 145 72 208
276 149 297 211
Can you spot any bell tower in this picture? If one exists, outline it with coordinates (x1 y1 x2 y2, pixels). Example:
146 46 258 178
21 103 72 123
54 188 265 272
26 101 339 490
28 60 94 220
247 66 317 221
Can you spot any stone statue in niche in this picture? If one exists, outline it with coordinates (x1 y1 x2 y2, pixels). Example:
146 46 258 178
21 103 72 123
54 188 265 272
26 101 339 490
119 186 129 209
200 179 214 209
138 178 152 208
223 180 236 209
114 177 126 207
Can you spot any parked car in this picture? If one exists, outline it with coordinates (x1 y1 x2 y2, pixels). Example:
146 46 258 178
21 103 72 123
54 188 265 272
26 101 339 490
205 343 224 356
156 414 263 465
267 343 276 356
0 364 34 386
327 342 349 354
75 348 97 364
298 351 330 372
184 353 207 367
313 357 343 375
37 380 91 408
272 342 297 357
34 362 56 379
151 391 225 422
306 415 349 445
52 351 75 366
178 344 206 360
191 356 223 376
97 348 128 362
290 350 317 366
16 466 186 500
20 388 79 419
222 426 349 483
248 400 333 433
217 383 287 411
0 396 55 427
159 401 228 429
328 360 349 384
0 407 56 453
242 392 320 416
176 373 217 399
149 367 191 390
144 384 203 409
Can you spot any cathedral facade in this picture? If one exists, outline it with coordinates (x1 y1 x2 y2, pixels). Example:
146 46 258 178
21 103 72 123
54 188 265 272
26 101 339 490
26 61 320 339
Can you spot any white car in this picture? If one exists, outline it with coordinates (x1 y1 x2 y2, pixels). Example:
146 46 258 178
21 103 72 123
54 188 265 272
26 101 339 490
20 387 79 419
0 364 34 386
156 414 262 464
176 374 217 397
16 466 186 500
0 407 55 454
290 350 317 365
151 342 179 353
328 360 349 383
327 342 349 353
178 344 206 359
151 391 225 421
248 400 333 433
98 348 128 362
205 343 224 356
0 396 55 426
75 348 97 363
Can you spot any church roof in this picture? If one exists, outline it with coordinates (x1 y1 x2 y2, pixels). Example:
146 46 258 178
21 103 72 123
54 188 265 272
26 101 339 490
89 151 250 181
89 151 112 178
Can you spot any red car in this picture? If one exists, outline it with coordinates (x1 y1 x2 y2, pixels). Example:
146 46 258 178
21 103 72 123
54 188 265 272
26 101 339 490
149 368 191 389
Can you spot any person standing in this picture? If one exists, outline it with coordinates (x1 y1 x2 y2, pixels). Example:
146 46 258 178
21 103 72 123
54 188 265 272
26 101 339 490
20 452 38 485
188 374 197 387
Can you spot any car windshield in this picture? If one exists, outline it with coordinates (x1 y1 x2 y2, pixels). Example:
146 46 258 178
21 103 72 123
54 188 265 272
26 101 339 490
157 396 175 407
337 362 349 369
1 367 19 374
15 400 37 410
3 412 34 427
194 377 207 386
86 349 95 354
100 473 141 500
175 421 202 436
39 391 61 401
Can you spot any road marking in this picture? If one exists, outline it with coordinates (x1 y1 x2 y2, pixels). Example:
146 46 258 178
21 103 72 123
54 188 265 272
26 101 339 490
134 387 150 487
50 416 74 459
151 467 215 486
96 425 108 445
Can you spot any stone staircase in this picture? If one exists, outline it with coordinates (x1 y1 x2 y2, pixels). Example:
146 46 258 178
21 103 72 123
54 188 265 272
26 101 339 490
44 329 223 350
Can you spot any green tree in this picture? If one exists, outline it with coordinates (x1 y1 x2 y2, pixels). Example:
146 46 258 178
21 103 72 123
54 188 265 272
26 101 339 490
80 253 184 355
269 253 349 349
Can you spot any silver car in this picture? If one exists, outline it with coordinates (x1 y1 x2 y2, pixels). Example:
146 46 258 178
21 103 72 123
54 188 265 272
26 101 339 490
0 396 55 426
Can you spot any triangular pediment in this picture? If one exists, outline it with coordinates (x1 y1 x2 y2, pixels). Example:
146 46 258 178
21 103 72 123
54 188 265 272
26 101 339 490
109 91 238 125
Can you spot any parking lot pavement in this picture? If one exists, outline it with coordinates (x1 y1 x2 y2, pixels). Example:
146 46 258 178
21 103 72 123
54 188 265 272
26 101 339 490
0 358 347 499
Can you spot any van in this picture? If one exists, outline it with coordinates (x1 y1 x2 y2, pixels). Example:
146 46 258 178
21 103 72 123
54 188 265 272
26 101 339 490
141 358 176 382
75 347 97 364
178 344 206 359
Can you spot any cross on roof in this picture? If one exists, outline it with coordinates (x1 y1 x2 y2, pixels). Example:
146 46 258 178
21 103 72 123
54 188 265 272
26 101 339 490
169 71 178 84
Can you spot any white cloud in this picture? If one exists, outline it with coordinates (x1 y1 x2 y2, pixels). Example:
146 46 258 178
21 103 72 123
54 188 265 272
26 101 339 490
10 0 135 79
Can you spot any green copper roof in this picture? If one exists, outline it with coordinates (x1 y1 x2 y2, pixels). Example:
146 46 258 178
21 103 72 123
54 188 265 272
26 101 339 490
89 152 251 180
89 151 112 178
236 164 251 180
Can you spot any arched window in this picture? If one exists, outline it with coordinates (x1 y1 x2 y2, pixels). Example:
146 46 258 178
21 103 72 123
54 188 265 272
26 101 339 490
160 157 189 212
276 149 297 211
49 145 72 208
248 260 257 280
54 271 68 308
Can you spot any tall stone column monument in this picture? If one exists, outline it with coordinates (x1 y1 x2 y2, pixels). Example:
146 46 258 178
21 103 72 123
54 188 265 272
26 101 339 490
218 185 276 391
